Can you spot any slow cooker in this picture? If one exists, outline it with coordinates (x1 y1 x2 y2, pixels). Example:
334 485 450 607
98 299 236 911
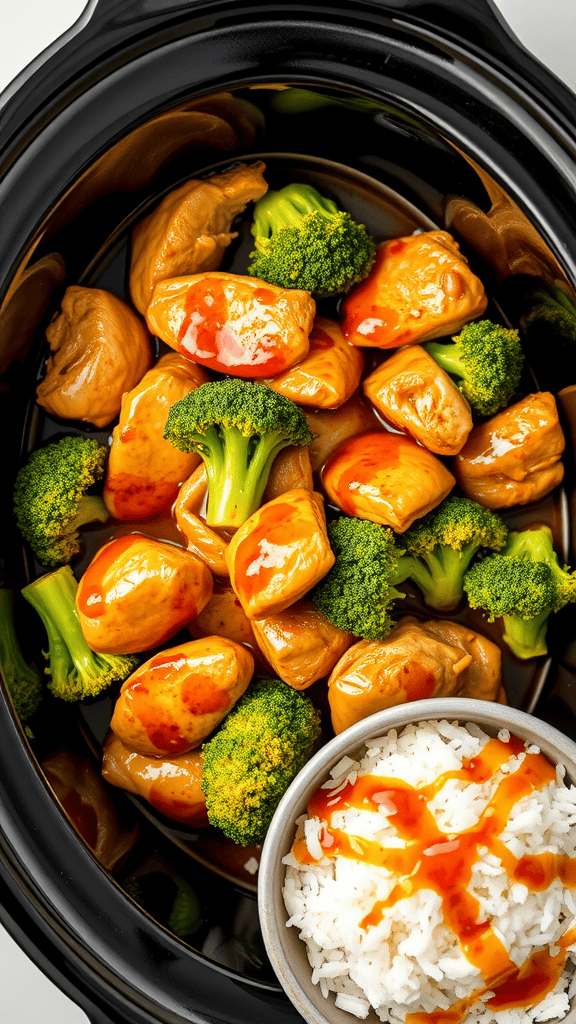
2 1 576 1022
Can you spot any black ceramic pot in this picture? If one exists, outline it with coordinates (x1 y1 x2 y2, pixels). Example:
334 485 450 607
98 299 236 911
1 2 576 1023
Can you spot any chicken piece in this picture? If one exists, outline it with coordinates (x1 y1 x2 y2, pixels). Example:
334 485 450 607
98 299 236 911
187 582 257 648
363 345 473 455
109 636 254 757
264 316 364 409
129 161 268 314
42 747 140 870
36 286 152 428
454 392 565 509
251 598 354 690
341 231 487 349
104 354 210 521
263 445 313 502
419 618 506 704
328 616 504 734
76 534 213 655
226 488 335 620
304 394 381 471
187 582 268 671
174 463 231 576
102 732 209 827
321 430 455 532
146 272 315 378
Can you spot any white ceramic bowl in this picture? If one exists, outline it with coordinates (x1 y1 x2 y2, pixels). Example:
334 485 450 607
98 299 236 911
258 698 576 1024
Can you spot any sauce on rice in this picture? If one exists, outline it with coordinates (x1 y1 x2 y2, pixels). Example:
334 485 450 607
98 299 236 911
285 722 576 1024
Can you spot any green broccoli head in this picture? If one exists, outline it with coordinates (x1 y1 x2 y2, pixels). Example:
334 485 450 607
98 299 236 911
248 183 376 297
310 515 406 641
164 379 314 528
21 566 139 701
463 526 576 659
424 319 525 417
520 283 576 352
201 677 321 845
396 497 509 611
0 588 43 725
13 435 109 567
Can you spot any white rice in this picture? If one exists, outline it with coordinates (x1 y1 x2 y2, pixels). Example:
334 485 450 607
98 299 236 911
282 720 576 1024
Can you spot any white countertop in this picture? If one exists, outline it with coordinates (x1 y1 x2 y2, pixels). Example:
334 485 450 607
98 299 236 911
0 1 574 1022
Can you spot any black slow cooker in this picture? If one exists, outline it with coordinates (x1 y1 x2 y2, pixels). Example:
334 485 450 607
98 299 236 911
2 2 576 1022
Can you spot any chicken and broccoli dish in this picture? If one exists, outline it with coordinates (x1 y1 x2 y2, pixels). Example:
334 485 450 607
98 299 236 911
3 159 576 875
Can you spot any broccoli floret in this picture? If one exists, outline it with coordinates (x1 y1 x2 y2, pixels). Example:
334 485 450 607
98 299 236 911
201 677 321 846
424 319 525 417
0 588 43 728
164 379 314 527
520 284 576 356
21 566 139 701
13 435 109 566
395 497 509 611
270 88 385 116
248 182 376 297
463 526 576 659
310 516 406 641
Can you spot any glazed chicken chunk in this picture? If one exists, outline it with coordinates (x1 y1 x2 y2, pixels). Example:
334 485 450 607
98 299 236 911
264 316 364 409
341 230 487 349
328 616 504 734
304 394 381 471
36 285 152 428
109 636 254 757
146 271 315 377
76 534 213 654
129 161 268 314
263 445 314 502
363 344 473 455
104 353 210 521
226 488 335 619
102 733 209 827
321 430 455 531
455 391 565 508
251 598 354 690
187 583 263 664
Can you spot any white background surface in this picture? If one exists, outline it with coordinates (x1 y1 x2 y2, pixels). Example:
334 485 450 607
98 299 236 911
0 1 574 1022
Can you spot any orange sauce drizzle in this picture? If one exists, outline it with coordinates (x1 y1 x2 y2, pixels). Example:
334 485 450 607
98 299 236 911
321 431 404 516
341 244 403 345
233 501 315 605
292 734 576 1022
104 470 179 520
177 280 287 377
309 325 336 351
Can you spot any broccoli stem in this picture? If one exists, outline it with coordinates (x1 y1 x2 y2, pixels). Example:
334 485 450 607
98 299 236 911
394 545 478 611
423 341 466 382
252 183 339 237
502 610 550 660
204 425 292 527
0 588 43 723
552 283 576 318
68 495 109 532
22 568 89 689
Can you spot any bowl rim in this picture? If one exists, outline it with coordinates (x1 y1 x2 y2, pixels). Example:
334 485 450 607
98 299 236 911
258 697 576 1024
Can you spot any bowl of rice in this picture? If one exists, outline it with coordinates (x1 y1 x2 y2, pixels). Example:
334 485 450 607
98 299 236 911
258 698 576 1024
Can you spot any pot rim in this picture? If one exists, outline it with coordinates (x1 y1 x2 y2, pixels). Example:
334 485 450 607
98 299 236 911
2 6 576 1023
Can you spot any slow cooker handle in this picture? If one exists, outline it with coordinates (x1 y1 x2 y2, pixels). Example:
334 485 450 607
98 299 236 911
82 0 517 59
86 0 511 49
81 0 572 122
